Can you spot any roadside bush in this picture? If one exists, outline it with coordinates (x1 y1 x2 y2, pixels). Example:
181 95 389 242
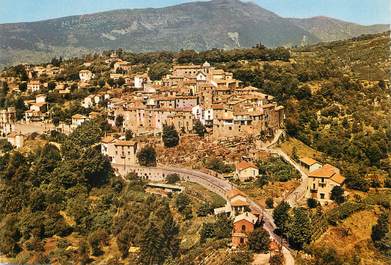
265 197 274 209
166 173 180 184
307 198 318 209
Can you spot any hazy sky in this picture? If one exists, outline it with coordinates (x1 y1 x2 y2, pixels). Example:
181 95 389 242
0 0 390 25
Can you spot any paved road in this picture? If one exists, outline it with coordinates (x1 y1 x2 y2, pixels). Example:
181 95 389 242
269 148 308 207
113 163 295 265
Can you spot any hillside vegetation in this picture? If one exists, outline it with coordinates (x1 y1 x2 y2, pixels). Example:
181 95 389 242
221 32 391 191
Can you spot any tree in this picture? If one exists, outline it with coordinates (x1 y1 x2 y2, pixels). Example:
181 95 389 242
330 186 345 204
196 202 214 217
175 193 190 213
117 229 131 258
107 78 115 87
269 254 284 265
161 214 180 258
266 197 274 209
139 222 166 265
48 81 56 90
371 212 389 242
287 207 312 249
137 146 157 167
272 201 291 235
0 214 21 257
125 129 133 140
248 228 271 253
256 175 269 187
78 239 90 265
98 79 105 88
193 120 206 137
162 124 179 148
117 77 125 87
2 81 9 95
166 173 180 184
214 214 233 239
115 114 124 129
19 82 27 92
149 63 171 81
200 222 216 243
81 147 112 187
52 116 60 127
88 229 109 256
307 198 318 208
292 147 299 161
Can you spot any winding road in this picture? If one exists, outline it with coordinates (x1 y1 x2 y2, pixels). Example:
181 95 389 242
113 162 296 265
112 130 306 265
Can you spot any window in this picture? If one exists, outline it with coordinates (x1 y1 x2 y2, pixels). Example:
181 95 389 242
320 193 325 199
240 238 244 244
241 225 246 232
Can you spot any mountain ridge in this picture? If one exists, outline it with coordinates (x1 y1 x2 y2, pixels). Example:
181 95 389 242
0 0 388 67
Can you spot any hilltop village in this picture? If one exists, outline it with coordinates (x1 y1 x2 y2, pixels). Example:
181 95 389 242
0 54 284 139
0 33 390 265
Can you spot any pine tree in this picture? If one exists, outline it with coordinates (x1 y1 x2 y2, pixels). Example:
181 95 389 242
248 227 271 253
272 201 291 235
162 215 180 258
287 207 312 249
139 222 166 265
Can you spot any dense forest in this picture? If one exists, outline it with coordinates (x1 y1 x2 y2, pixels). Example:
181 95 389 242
0 121 182 264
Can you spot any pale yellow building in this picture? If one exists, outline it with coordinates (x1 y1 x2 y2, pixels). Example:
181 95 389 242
235 161 259 182
305 164 345 204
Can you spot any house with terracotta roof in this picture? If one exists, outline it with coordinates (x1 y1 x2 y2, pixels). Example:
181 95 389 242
235 161 259 181
71 114 88 128
231 212 259 248
214 189 252 217
305 164 346 204
299 157 322 172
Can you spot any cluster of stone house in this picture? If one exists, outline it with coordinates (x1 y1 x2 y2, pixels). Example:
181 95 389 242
107 62 284 138
82 93 110 109
24 94 48 122
26 64 63 79
300 157 345 204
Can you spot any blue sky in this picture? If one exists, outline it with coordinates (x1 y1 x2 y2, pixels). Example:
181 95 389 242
0 0 389 25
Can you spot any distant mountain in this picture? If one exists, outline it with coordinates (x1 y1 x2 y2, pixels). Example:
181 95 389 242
0 0 388 67
288 16 389 42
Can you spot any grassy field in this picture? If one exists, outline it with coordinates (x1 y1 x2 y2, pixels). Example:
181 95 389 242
280 136 323 161
313 209 387 265
240 180 299 208
172 182 226 250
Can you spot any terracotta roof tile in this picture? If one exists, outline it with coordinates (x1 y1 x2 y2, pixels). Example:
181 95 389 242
236 161 257 171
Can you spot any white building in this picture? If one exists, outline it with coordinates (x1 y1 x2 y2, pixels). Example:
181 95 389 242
7 132 24 149
27 81 41 92
71 114 88 127
79 70 93 82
